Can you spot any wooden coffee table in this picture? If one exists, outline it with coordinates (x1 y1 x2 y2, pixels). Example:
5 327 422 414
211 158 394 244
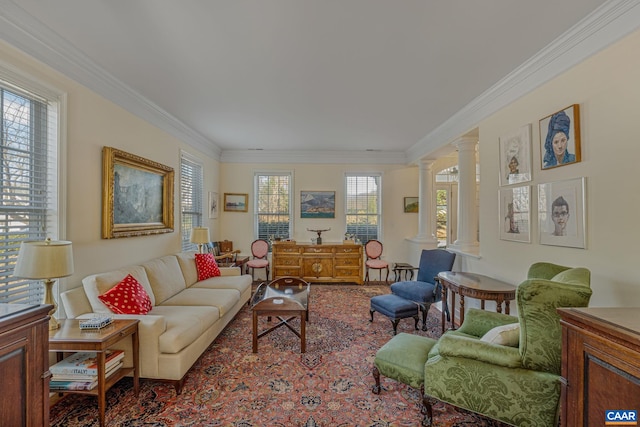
49 319 139 427
436 271 516 333
251 277 310 353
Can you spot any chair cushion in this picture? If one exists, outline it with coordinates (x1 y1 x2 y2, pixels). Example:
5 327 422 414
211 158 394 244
390 281 437 303
374 332 437 390
480 322 520 347
370 294 418 319
247 259 269 268
366 259 389 268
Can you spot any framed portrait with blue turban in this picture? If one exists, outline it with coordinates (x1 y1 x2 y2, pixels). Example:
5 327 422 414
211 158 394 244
539 104 581 170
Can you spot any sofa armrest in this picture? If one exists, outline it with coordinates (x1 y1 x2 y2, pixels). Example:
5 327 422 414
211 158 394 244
436 333 523 368
455 308 519 338
219 267 241 276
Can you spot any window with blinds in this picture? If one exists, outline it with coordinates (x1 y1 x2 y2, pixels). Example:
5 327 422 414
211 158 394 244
255 172 292 242
0 83 60 304
180 153 204 251
345 173 381 243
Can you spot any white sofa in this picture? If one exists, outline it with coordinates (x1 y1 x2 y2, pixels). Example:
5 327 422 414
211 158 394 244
60 251 252 393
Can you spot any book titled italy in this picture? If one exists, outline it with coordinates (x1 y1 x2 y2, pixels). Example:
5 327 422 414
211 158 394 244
49 350 124 376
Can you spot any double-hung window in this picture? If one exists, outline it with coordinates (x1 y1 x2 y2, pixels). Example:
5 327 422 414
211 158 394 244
180 151 204 251
0 75 62 304
254 172 292 242
345 173 381 243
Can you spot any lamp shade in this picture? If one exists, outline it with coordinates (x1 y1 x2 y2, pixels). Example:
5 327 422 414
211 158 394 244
190 227 210 245
14 239 74 279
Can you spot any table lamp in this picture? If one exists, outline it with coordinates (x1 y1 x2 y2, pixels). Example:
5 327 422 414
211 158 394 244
13 238 74 331
190 227 210 253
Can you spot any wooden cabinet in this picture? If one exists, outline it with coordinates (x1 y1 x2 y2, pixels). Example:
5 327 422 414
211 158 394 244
272 242 363 284
558 307 640 427
0 303 52 427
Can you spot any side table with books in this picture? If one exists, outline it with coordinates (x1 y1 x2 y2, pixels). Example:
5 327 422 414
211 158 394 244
49 318 139 427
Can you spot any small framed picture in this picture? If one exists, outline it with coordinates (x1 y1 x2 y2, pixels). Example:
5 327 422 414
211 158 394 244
223 193 248 212
539 104 581 170
499 124 532 186
404 197 419 213
499 186 530 243
538 177 586 248
208 191 218 219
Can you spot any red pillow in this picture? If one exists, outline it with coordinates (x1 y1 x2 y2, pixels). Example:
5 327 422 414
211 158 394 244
98 274 152 315
195 253 221 280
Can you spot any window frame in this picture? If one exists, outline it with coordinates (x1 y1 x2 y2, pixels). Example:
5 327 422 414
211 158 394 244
344 172 382 244
254 171 293 244
180 150 204 252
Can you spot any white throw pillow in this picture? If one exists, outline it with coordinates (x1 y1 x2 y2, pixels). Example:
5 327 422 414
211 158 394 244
480 323 520 347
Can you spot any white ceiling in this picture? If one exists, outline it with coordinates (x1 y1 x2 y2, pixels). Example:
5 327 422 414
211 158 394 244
1 0 633 163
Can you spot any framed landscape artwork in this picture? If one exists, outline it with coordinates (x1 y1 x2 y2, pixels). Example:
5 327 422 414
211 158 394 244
404 197 419 213
224 193 248 212
538 177 586 248
499 186 530 243
102 147 174 239
499 124 532 186
539 104 581 170
301 191 335 218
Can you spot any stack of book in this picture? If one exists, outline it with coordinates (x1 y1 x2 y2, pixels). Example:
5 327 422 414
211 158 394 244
49 349 125 391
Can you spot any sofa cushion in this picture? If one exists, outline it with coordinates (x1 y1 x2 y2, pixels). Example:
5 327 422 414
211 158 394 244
149 305 220 354
161 288 240 317
98 274 152 315
142 255 187 305
83 265 155 314
195 253 221 280
191 274 252 294
175 251 199 287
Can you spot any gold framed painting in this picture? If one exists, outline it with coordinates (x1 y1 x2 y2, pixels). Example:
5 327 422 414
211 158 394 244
224 193 248 212
102 147 174 239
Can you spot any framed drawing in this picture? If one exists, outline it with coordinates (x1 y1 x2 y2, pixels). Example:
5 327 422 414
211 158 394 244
499 186 530 243
208 191 218 219
404 197 419 213
223 193 248 212
539 104 581 170
499 124 532 186
301 191 335 218
538 177 586 248
102 146 174 239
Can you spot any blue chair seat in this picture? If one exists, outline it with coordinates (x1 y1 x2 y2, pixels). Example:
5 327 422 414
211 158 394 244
370 294 419 335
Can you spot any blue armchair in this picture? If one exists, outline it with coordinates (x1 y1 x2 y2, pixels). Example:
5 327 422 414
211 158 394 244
390 249 456 329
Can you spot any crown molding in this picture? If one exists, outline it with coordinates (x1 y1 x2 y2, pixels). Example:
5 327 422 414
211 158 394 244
406 0 640 163
0 0 221 159
221 149 408 165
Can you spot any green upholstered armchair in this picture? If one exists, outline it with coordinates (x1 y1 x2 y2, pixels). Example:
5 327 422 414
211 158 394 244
422 262 592 426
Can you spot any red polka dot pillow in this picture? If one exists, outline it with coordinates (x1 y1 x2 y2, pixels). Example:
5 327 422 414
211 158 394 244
195 253 221 280
98 274 152 315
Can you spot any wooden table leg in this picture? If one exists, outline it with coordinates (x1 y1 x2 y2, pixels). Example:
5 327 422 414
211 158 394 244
441 284 446 334
132 328 139 396
252 310 259 353
496 298 504 314
300 312 306 353
459 295 465 327
505 300 511 315
97 351 106 427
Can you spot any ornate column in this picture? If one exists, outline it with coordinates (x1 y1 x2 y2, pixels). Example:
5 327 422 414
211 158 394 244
450 136 479 253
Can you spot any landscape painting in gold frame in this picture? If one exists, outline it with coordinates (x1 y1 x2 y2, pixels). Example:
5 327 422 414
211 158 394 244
102 147 174 239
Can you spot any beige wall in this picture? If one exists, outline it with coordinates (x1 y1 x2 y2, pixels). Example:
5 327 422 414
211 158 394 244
220 163 419 265
464 28 640 307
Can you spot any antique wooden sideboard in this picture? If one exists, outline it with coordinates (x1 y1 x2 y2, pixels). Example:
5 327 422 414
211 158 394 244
558 307 640 427
272 241 363 284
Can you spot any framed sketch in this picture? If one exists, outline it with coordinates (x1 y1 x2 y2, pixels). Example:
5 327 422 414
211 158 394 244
223 193 248 212
208 191 218 219
102 146 174 239
301 191 335 218
404 197 419 213
538 177 586 248
539 104 581 170
499 186 530 243
499 124 532 186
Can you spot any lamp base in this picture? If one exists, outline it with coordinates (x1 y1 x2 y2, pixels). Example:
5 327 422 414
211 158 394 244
43 279 59 331
48 314 59 331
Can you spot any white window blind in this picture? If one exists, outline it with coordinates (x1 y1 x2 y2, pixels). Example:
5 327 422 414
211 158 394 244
180 153 203 251
255 172 292 242
345 173 381 243
0 82 60 304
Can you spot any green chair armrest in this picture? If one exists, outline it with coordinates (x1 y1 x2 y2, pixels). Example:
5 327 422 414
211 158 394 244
436 334 523 368
456 308 519 338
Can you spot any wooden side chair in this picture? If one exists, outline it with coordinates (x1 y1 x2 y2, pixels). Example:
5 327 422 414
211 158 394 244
364 239 389 283
246 239 270 280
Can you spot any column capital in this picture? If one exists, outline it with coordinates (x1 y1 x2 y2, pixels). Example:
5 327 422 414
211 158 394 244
452 136 478 151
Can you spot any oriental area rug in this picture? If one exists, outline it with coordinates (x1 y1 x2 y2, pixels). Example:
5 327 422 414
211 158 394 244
50 284 510 426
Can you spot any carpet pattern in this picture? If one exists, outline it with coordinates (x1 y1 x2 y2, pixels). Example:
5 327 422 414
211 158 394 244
50 284 511 426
